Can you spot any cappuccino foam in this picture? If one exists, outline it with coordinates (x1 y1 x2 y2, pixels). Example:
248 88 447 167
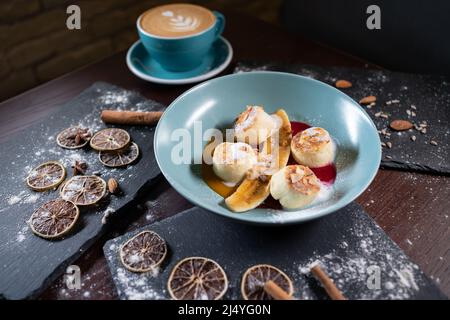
140 4 215 38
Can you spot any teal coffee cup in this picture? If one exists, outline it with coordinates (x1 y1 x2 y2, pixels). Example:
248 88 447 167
137 4 225 72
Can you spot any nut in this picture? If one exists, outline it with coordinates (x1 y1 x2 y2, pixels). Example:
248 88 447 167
335 80 352 89
390 120 413 131
108 178 119 194
359 95 376 104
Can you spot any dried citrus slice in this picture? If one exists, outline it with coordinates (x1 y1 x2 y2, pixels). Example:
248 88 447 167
29 199 79 239
60 175 106 206
241 264 293 300
99 142 139 167
26 161 66 191
168 257 228 300
119 230 167 273
56 126 91 149
90 128 130 151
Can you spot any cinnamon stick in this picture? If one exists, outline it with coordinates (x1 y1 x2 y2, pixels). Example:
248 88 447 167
310 262 347 300
101 110 163 125
264 280 294 300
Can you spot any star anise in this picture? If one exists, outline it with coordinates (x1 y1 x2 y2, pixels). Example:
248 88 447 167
72 160 88 176
70 129 91 145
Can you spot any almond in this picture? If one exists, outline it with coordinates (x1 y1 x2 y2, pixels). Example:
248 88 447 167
108 178 119 194
335 80 352 89
390 120 413 131
359 95 377 104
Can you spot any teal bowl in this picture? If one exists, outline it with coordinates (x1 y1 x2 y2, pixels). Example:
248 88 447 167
154 71 381 225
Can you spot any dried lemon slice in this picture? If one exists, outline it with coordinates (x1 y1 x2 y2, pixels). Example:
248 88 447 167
56 126 91 149
168 257 228 300
60 175 106 206
241 264 293 300
99 142 139 167
26 161 66 191
29 199 79 239
119 230 167 273
90 128 130 151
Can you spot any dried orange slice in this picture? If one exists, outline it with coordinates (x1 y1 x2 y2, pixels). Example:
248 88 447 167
168 257 228 300
60 175 106 206
56 126 91 149
26 161 66 191
99 142 139 167
29 199 79 239
119 230 167 273
90 128 130 151
241 264 293 300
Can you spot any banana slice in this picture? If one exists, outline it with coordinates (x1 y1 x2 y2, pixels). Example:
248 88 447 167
224 175 271 212
225 109 292 212
273 109 292 168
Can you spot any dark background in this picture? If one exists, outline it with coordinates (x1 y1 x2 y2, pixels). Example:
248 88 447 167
281 0 450 76
1 0 449 102
0 0 282 102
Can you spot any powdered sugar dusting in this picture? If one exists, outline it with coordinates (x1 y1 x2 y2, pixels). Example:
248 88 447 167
115 267 164 300
101 207 115 225
295 218 424 300
7 195 22 205
234 106 258 132
99 90 132 106
7 191 41 206
16 225 29 243
312 183 334 205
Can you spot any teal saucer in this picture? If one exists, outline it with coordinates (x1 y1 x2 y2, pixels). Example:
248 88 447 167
126 37 233 85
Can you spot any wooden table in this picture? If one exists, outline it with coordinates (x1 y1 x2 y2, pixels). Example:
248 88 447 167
1 11 448 299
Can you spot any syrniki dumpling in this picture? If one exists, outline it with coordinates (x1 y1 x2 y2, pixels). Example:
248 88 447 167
233 106 278 145
212 142 257 184
291 127 334 168
270 165 320 209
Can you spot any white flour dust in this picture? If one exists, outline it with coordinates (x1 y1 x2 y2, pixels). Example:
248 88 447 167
115 267 163 300
294 219 424 300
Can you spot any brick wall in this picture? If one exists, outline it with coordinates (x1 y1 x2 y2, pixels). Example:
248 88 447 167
0 0 281 102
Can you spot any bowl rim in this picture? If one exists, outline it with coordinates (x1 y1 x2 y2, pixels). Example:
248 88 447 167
154 71 381 225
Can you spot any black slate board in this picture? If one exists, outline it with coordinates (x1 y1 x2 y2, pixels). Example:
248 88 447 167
104 204 446 300
0 82 163 299
234 62 450 175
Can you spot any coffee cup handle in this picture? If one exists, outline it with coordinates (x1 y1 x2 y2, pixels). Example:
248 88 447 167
213 11 225 40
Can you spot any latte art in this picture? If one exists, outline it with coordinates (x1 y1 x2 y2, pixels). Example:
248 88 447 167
164 11 201 32
140 4 215 38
